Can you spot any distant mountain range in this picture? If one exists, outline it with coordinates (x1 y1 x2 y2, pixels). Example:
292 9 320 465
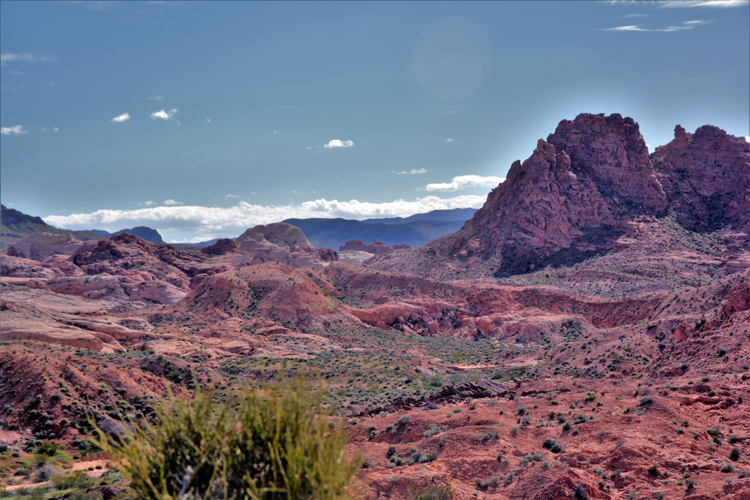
1 205 477 252
284 208 477 249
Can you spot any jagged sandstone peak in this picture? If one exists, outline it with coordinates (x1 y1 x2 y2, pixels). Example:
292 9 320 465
652 124 750 234
236 222 313 252
452 113 666 275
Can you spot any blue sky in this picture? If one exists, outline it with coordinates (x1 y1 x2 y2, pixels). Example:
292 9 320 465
2 0 748 242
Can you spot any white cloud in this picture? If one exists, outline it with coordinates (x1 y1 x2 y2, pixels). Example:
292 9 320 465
1 52 57 66
110 113 130 123
207 118 211 123
148 95 164 100
163 199 179 206
150 108 178 121
446 138 454 143
43 195 488 240
426 174 504 192
225 194 241 199
0 125 27 135
602 19 713 31
394 168 428 175
624 13 649 17
142 201 155 207
323 139 354 148
41 127 59 132
659 0 748 7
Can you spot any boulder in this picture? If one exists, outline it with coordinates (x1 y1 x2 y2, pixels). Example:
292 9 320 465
236 223 313 252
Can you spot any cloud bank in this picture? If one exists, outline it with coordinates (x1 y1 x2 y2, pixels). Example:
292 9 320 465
659 0 748 7
426 175 504 192
1 125 28 135
43 195 487 241
394 168 427 175
323 139 353 148
0 52 57 66
601 19 713 31
110 113 130 123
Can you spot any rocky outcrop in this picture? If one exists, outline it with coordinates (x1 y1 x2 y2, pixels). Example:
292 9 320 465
7 232 86 261
233 223 337 269
236 223 313 252
339 239 393 255
70 233 207 290
439 113 665 276
652 124 750 233
370 114 748 279
201 238 239 255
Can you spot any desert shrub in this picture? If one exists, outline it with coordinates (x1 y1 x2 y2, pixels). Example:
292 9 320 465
92 379 357 500
407 481 453 500
52 470 94 490
34 464 54 482
730 448 741 461
36 442 60 457
395 414 412 427
69 491 103 500
719 463 735 473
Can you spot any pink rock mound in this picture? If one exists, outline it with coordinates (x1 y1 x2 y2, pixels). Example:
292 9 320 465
201 238 239 256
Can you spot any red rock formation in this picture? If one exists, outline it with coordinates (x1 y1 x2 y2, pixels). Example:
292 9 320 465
370 114 749 279
339 239 393 255
201 238 239 256
652 124 750 233
437 113 667 276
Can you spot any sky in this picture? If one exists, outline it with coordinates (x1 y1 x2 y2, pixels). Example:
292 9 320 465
1 0 748 243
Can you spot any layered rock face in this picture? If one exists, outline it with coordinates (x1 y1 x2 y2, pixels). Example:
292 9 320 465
652 125 750 234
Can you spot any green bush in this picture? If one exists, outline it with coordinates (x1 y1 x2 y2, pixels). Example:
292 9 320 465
92 379 357 500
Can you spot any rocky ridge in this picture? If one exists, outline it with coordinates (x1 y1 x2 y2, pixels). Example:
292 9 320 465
369 114 750 279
